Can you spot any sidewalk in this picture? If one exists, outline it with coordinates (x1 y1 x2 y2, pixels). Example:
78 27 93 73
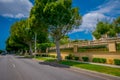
90 62 120 68
70 60 120 68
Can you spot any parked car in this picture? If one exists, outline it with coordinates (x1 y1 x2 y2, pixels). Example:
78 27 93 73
1 52 6 56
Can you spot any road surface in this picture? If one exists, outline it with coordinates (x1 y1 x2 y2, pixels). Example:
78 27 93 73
0 55 119 80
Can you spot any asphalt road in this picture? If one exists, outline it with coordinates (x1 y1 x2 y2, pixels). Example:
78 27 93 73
0 55 120 80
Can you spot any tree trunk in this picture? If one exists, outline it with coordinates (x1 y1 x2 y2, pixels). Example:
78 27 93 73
29 42 33 55
34 32 37 54
55 40 62 61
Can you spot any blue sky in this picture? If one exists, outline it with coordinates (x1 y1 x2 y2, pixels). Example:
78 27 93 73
0 0 120 50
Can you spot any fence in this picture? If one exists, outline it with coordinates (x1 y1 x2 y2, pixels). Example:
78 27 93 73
49 38 120 53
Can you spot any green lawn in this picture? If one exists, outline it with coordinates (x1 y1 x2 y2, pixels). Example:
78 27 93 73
59 60 120 77
35 57 56 62
34 57 120 77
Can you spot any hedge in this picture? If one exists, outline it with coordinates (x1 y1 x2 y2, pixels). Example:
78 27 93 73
65 54 74 60
65 54 79 61
82 57 89 62
92 58 106 63
114 59 120 65
74 56 79 60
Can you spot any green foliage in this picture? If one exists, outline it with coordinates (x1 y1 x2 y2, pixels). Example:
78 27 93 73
78 45 107 52
31 0 82 61
114 59 120 65
24 55 34 58
92 58 106 63
6 20 33 51
60 48 73 52
60 36 70 45
49 55 56 58
92 16 120 39
113 17 120 33
59 60 120 77
97 22 110 35
79 45 107 49
35 54 56 58
65 54 79 61
65 54 74 60
116 43 120 51
78 48 86 52
72 40 79 42
74 56 79 61
0 50 2 54
35 54 49 57
92 31 101 39
38 43 52 53
82 57 89 62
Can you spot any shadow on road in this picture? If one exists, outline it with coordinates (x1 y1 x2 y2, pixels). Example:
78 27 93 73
15 56 33 59
39 61 70 68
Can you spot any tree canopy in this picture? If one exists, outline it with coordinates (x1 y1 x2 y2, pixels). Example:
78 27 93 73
92 16 120 39
6 0 81 60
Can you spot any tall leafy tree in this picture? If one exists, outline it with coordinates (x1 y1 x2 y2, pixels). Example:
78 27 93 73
28 0 81 61
43 0 81 61
7 20 34 55
29 0 49 53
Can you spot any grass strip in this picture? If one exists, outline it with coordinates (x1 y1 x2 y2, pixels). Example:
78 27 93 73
35 57 56 62
59 60 120 77
34 57 120 77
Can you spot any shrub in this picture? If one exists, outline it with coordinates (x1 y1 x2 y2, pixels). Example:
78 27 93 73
49 55 56 58
92 58 106 63
78 49 86 52
41 54 49 57
35 54 41 57
116 43 120 51
100 58 106 63
114 59 120 65
74 56 79 61
24 55 34 58
92 58 99 63
65 54 74 60
82 57 89 62
35 54 49 57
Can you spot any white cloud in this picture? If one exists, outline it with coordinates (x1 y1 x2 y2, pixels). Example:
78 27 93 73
71 0 120 33
0 0 33 18
0 0 14 3
72 12 112 33
96 0 120 16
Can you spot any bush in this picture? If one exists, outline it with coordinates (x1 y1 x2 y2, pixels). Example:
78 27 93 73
35 54 41 57
65 54 74 60
24 55 34 58
35 54 49 57
100 58 106 63
74 56 79 61
82 57 89 62
49 55 56 58
92 58 106 63
78 49 86 52
114 59 120 65
41 54 49 57
116 43 120 51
